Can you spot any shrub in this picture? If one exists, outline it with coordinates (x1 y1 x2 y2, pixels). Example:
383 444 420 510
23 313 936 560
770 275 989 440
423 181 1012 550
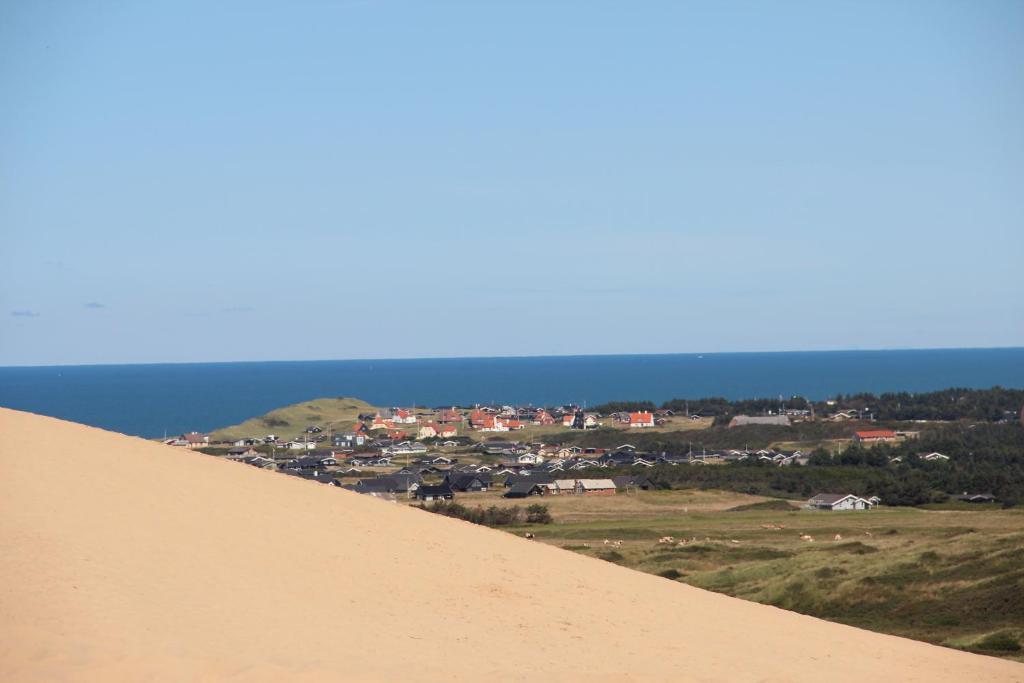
973 631 1022 652
525 504 553 524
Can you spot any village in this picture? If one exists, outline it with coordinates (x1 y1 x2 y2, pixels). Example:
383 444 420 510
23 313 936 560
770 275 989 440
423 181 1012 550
163 403 924 511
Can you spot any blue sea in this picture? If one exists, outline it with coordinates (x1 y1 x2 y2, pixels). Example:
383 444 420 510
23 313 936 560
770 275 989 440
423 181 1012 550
1 348 1022 437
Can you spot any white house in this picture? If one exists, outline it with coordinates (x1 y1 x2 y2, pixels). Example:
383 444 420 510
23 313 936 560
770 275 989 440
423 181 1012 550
807 493 873 511
629 412 655 428
391 408 418 424
920 452 951 462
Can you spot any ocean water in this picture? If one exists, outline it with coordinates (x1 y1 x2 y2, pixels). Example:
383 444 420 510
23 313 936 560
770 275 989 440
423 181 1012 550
1 348 1022 437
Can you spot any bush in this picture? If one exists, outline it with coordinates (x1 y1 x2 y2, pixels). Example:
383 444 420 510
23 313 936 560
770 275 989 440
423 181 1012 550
973 631 1022 652
418 501 525 527
525 504 553 524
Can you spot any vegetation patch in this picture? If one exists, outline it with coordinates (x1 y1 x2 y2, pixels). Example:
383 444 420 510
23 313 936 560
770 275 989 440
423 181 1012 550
970 630 1022 653
727 499 800 512
597 550 625 564
812 541 879 555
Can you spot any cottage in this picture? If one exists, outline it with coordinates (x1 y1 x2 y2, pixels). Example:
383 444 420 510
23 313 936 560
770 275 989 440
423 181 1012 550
284 469 339 485
504 482 546 498
628 412 655 428
477 415 508 432
241 455 276 469
180 432 209 449
611 475 654 490
416 484 454 501
728 415 791 428
919 452 950 462
355 474 421 495
532 409 555 425
574 479 617 495
417 422 458 440
956 493 997 504
552 478 616 495
437 407 463 424
333 431 368 448
853 430 898 443
480 441 527 456
390 408 418 424
369 415 395 431
445 473 490 492
807 493 873 511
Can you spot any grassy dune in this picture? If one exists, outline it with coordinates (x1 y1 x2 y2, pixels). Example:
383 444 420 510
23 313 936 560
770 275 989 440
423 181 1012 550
486 493 1024 659
210 397 381 441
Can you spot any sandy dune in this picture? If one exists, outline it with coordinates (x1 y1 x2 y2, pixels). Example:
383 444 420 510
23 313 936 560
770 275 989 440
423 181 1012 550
1 408 1021 682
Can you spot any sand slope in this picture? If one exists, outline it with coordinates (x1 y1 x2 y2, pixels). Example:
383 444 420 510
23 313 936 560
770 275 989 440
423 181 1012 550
1 408 1021 682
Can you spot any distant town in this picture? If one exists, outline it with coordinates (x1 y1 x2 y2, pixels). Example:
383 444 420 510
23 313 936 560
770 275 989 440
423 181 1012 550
165 387 1024 510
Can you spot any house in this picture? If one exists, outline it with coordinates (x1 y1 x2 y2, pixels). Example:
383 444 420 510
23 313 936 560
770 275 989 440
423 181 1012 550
552 478 616 495
477 415 508 432
575 479 617 495
181 432 209 449
390 408 418 424
516 453 545 465
232 438 259 447
289 455 337 470
416 484 454 501
241 455 276 469
285 440 317 451
728 415 791 428
504 482 546 498
629 412 655 428
333 431 368 448
369 415 395 431
227 446 259 459
348 453 392 467
807 493 873 510
445 473 490 492
437 407 463 424
355 474 421 495
504 472 554 486
611 475 654 490
383 442 428 458
480 441 527 456
853 430 898 443
956 493 997 504
284 469 339 485
920 452 951 462
532 409 556 425
417 422 458 440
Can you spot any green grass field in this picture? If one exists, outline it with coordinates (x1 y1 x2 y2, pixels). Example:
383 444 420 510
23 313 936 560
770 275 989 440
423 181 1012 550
426 489 1024 659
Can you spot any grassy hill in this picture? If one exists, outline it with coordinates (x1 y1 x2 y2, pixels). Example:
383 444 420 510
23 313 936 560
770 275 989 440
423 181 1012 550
501 496 1024 660
210 397 383 442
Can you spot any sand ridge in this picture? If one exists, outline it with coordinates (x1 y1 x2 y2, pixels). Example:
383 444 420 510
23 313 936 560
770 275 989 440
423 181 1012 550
1 407 1021 682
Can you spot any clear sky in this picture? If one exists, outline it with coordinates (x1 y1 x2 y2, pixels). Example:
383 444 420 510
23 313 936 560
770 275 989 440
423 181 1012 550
1 1 1022 366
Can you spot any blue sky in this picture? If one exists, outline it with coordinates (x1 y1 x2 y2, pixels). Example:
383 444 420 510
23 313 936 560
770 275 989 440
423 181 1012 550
1 0 1022 366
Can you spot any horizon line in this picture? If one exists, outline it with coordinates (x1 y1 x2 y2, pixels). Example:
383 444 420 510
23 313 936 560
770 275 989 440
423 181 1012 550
2 344 1023 370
